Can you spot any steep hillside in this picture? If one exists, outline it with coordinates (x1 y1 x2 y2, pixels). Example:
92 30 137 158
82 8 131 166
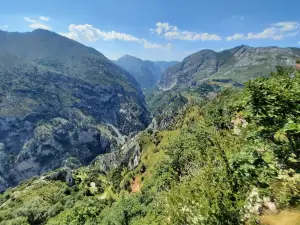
1 66 299 225
115 55 178 88
0 29 150 192
158 45 300 90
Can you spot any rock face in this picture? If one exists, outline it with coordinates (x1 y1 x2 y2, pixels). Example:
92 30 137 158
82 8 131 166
115 55 178 88
0 29 150 192
92 133 143 173
43 168 75 187
158 45 300 90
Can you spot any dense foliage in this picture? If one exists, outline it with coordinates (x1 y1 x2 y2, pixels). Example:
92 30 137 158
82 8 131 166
0 66 300 224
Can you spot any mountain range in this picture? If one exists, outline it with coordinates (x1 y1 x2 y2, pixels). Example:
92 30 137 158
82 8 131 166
145 45 300 130
0 28 300 224
114 55 178 88
158 45 300 90
1 29 300 193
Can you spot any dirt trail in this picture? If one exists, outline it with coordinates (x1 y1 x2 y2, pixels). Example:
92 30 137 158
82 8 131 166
131 175 141 193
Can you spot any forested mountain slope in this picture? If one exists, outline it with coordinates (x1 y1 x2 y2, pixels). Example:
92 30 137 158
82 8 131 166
1 66 299 225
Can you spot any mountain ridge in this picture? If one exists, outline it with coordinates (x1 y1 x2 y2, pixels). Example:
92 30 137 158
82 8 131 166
158 45 300 90
0 29 150 192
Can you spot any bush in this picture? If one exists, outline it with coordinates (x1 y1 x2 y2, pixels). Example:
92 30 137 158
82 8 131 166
48 202 64 217
108 166 123 192
0 217 29 225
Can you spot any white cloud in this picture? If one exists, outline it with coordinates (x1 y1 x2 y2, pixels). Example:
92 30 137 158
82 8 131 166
272 22 298 32
227 21 299 41
29 23 51 30
60 24 172 50
24 17 51 30
231 16 244 20
226 33 244 41
24 17 36 23
141 39 172 50
39 16 49 21
153 22 222 41
60 24 141 42
153 22 174 35
1 25 8 30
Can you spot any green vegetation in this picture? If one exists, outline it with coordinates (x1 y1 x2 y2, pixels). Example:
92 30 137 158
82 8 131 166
145 81 224 129
1 66 300 224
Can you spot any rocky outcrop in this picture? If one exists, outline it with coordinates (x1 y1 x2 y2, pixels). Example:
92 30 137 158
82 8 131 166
92 133 143 173
232 113 248 136
43 168 75 186
242 188 278 223
0 29 150 192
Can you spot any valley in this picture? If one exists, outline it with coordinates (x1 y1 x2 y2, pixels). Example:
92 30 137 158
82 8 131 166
0 29 300 225
114 55 178 89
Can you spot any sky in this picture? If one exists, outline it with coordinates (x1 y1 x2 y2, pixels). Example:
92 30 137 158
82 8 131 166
0 0 300 61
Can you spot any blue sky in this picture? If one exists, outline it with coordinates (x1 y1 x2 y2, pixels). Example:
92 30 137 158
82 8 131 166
0 0 299 61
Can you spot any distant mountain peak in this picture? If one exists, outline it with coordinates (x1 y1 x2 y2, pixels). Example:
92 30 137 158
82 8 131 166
119 54 143 62
238 44 250 48
123 54 137 58
115 55 178 88
32 28 53 33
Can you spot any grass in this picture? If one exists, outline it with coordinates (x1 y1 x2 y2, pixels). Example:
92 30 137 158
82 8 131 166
119 128 181 195
211 64 270 83
194 71 208 80
260 210 300 225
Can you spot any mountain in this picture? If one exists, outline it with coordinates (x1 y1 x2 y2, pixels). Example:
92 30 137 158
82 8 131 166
145 45 300 130
0 29 150 192
115 55 178 88
158 45 300 90
1 66 300 224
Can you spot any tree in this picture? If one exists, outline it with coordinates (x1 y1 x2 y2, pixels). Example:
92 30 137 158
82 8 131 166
245 66 300 167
